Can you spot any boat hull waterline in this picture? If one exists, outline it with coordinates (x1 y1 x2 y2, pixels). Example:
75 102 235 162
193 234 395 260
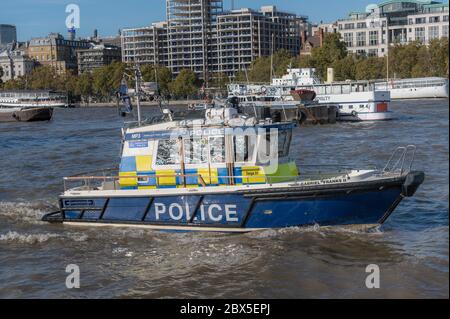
43 171 424 233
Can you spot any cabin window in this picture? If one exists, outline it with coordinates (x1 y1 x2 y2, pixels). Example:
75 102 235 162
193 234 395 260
234 135 255 163
278 130 292 158
156 139 180 165
209 137 225 163
183 137 208 164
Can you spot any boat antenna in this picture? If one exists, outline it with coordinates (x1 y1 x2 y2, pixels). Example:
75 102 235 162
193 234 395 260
244 66 249 85
134 64 142 126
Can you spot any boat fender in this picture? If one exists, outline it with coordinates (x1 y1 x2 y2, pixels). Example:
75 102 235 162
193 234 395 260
402 171 425 197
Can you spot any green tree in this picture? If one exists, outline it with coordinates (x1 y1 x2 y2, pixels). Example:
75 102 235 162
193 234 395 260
209 72 230 90
170 69 199 98
355 56 386 80
333 54 358 81
77 72 93 104
310 33 347 80
141 64 173 96
428 38 449 77
28 66 60 90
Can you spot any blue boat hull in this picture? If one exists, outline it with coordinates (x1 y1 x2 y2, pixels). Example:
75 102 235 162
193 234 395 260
43 172 425 232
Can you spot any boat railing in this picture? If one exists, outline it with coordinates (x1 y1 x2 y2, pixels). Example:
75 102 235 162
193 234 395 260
61 151 412 192
62 164 356 192
383 145 416 176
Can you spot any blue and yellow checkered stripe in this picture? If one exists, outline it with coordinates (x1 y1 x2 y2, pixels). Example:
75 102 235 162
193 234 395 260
119 156 298 190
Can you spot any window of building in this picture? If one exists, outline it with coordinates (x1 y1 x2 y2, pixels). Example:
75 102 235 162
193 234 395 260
356 22 367 29
344 33 354 47
344 23 355 30
415 17 426 24
429 26 440 40
369 31 378 45
356 32 366 46
443 15 449 22
429 16 440 23
415 27 426 43
356 49 367 56
443 25 449 38
368 49 378 57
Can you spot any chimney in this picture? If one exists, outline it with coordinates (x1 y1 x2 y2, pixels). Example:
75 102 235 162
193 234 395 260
301 30 307 47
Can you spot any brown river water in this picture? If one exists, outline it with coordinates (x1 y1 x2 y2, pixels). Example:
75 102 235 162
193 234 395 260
0 99 448 298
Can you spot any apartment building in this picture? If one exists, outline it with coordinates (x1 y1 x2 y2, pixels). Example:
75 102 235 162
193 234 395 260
216 6 306 77
121 1 308 79
336 0 449 57
77 44 122 74
122 22 169 66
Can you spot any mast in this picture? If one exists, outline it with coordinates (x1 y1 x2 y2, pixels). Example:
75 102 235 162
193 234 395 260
386 22 389 90
270 33 274 83
135 64 142 126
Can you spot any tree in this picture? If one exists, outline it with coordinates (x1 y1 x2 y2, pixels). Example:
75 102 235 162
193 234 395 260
0 66 3 85
209 72 230 90
428 38 449 77
170 69 199 99
333 54 358 81
77 72 93 104
355 57 386 80
310 33 347 80
28 66 60 90
141 64 173 96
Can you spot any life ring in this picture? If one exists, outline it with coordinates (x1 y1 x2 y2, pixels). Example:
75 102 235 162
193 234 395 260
351 110 358 117
260 86 267 94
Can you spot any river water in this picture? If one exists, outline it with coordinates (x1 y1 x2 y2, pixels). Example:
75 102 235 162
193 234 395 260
0 99 448 298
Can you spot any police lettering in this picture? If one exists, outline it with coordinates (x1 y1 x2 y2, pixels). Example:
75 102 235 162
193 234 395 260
153 203 239 223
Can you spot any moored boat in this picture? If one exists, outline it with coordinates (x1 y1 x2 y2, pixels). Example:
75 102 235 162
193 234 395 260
43 104 424 232
0 90 67 108
374 77 449 100
0 107 53 122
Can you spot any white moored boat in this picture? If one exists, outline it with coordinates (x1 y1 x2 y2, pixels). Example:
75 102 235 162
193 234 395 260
271 68 393 121
374 77 449 100
0 90 67 108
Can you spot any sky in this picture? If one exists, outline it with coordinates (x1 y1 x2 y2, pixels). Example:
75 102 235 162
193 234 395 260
0 0 448 41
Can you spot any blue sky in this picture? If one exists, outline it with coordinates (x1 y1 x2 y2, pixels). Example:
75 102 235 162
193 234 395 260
1 0 448 41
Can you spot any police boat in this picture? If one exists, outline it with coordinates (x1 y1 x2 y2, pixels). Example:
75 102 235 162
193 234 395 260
42 103 424 232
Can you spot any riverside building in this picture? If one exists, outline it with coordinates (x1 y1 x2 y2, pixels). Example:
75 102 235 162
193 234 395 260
336 0 449 57
27 33 90 74
121 0 308 80
77 44 122 74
